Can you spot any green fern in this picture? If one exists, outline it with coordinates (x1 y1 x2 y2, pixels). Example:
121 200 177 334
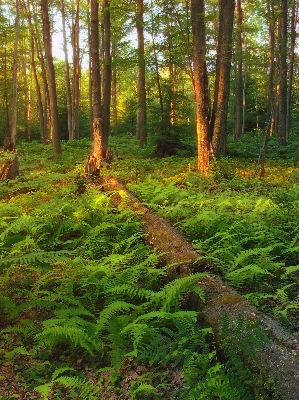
96 301 138 334
149 273 205 312
35 366 100 400
0 249 69 269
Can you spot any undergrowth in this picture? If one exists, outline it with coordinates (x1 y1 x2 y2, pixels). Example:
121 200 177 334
127 134 299 332
0 139 258 399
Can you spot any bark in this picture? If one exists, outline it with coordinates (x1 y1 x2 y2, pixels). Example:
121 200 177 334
136 0 147 146
191 0 210 175
278 0 288 146
288 0 296 141
72 0 81 140
111 36 118 135
4 0 19 151
88 16 93 138
266 1 276 137
1 0 20 180
40 0 61 157
102 0 111 155
149 2 164 135
3 33 10 140
235 0 243 139
85 0 103 174
35 32 50 141
0 152 19 181
23 47 31 142
23 0 46 141
60 0 73 140
210 0 235 158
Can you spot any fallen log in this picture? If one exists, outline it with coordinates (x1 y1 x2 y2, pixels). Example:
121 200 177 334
102 175 299 400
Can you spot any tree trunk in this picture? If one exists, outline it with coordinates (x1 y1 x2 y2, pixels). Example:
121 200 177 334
150 2 164 135
287 0 296 141
85 0 103 174
210 0 235 159
111 36 118 135
3 33 10 141
191 0 210 175
136 0 147 146
41 0 61 158
1 0 19 180
4 0 20 152
266 1 276 137
24 0 48 142
102 0 111 155
235 0 243 139
60 0 73 140
72 0 81 140
278 0 288 146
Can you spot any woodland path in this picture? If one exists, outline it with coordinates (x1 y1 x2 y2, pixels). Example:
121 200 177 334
101 175 299 400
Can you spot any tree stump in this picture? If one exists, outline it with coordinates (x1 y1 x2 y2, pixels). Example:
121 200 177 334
0 150 19 180
85 118 102 175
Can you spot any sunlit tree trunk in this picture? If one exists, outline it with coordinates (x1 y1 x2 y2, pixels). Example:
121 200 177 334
136 0 147 146
72 0 81 140
4 0 20 151
266 1 276 137
287 0 297 140
235 0 243 139
278 0 287 146
149 2 164 135
3 32 10 143
111 36 118 135
41 0 61 157
210 0 235 158
60 0 73 140
191 0 210 175
85 0 103 174
102 0 111 155
1 0 19 180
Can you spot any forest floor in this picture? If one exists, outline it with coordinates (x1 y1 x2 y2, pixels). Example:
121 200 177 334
1 170 299 399
0 175 204 399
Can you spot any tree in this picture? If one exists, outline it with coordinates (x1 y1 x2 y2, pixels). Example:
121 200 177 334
40 0 61 157
102 0 112 154
85 0 103 174
210 0 235 158
234 0 243 139
191 0 235 174
278 0 287 146
191 0 210 175
1 0 20 180
136 0 147 146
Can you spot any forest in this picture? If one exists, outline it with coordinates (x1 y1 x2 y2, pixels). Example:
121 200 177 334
1 0 299 399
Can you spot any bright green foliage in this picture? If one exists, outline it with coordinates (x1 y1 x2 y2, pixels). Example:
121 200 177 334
127 135 299 330
0 140 258 399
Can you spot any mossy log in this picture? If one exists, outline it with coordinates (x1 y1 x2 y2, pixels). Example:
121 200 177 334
102 175 299 400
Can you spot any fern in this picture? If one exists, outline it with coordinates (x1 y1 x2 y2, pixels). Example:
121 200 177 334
131 383 157 399
149 273 205 312
0 249 69 269
96 301 138 334
35 366 100 400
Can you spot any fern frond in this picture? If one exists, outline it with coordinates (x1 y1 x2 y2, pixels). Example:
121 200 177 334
96 301 138 334
0 250 70 269
131 383 157 399
229 245 276 271
150 273 205 312
2 318 38 339
105 284 154 302
226 264 273 287
36 323 100 355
